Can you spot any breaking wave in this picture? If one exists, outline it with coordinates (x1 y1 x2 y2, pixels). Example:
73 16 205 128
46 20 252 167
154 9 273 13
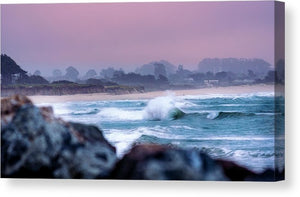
206 111 256 119
142 96 185 120
71 108 100 115
97 108 144 121
96 96 187 121
179 92 275 100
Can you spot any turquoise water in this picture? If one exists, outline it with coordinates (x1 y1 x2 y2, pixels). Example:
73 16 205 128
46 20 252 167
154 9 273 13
42 92 284 173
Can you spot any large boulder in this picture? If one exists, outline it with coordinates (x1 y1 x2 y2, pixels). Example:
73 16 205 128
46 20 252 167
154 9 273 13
110 144 228 180
110 144 283 181
1 95 117 178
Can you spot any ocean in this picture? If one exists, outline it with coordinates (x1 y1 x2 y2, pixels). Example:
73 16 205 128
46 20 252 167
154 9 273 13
40 91 285 173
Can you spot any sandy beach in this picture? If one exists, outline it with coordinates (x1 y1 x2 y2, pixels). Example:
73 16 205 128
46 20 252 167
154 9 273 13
28 84 277 104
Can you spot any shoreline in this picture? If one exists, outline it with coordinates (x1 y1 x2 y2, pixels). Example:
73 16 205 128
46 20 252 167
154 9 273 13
28 84 277 104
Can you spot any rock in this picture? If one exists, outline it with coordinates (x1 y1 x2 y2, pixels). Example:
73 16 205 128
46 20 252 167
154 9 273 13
1 95 117 178
216 159 257 181
245 168 285 181
111 144 284 181
1 95 33 127
110 144 228 180
216 160 285 181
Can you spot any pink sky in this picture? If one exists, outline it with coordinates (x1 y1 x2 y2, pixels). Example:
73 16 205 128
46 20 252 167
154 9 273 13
1 1 275 75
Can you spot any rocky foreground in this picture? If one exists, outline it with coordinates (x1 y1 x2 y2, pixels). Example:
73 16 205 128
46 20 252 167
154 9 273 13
1 95 284 181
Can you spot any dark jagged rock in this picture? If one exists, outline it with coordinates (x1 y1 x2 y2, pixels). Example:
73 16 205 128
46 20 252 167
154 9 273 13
110 144 284 181
245 168 285 181
215 159 257 181
1 95 117 178
215 160 285 181
110 144 228 180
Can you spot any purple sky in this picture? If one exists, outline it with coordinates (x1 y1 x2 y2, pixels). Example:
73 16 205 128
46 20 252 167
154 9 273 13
1 1 275 75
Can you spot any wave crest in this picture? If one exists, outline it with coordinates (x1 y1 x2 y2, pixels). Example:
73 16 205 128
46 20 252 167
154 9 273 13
142 96 185 120
98 108 144 121
206 111 255 119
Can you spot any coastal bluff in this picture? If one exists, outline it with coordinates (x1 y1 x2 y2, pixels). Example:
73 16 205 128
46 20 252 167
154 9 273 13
1 95 284 181
1 84 144 97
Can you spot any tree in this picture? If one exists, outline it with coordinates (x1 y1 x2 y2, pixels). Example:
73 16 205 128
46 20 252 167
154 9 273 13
157 74 169 84
113 70 125 78
1 54 27 84
190 73 205 82
100 67 115 79
198 58 271 77
247 70 256 79
215 71 228 81
84 69 97 79
154 63 167 79
65 66 79 81
53 69 62 77
264 70 275 83
33 70 41 76
178 65 184 72
205 71 214 79
1 54 50 85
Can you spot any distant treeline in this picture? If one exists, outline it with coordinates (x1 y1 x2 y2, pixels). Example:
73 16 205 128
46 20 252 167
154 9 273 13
0 54 144 96
1 54 284 96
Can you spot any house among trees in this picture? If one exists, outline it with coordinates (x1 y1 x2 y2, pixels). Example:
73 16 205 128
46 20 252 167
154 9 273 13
1 54 49 85
204 79 219 87
1 54 27 85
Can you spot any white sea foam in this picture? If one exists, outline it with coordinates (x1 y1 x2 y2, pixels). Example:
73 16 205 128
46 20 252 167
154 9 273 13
51 104 72 115
103 126 175 157
192 136 274 141
103 129 143 157
170 125 196 130
142 96 176 120
97 108 144 121
142 95 187 120
179 92 275 100
47 95 191 122
206 111 220 119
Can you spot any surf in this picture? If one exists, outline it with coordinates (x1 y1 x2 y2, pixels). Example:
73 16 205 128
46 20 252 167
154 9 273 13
97 108 144 121
142 95 185 121
206 111 255 119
